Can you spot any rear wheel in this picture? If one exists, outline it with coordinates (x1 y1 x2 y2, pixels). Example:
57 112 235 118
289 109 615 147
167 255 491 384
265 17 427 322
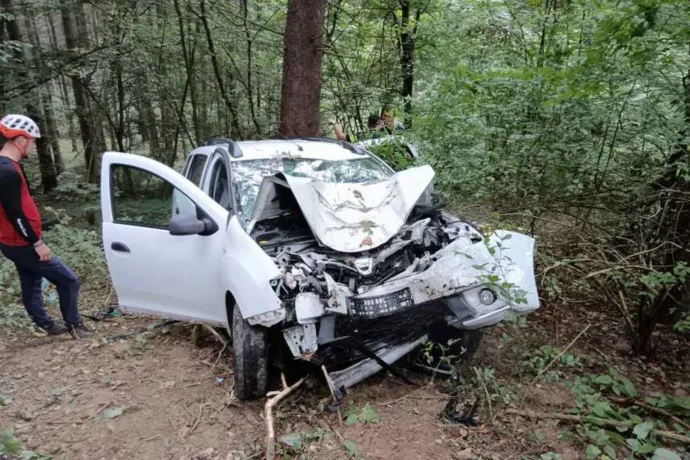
232 306 269 400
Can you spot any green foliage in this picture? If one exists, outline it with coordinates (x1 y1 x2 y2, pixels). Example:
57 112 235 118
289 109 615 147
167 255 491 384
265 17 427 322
343 402 380 425
566 367 689 459
0 428 51 459
523 346 583 381
366 138 416 171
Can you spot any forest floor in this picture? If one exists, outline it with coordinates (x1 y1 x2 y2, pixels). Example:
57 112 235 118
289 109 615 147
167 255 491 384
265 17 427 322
0 157 688 459
1 285 688 460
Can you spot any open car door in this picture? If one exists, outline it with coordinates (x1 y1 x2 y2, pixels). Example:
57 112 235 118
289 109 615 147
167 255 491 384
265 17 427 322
100 152 231 326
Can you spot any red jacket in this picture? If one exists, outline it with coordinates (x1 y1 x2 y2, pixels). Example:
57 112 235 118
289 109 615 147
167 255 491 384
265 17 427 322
0 156 42 247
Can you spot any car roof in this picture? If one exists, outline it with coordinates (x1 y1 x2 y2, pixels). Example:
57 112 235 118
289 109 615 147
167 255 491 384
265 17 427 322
187 139 367 162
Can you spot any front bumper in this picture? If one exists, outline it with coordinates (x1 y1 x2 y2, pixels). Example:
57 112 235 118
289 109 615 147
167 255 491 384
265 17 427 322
282 230 540 390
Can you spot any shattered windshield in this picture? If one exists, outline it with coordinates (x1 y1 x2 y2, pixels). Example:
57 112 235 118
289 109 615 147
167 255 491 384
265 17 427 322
233 157 393 217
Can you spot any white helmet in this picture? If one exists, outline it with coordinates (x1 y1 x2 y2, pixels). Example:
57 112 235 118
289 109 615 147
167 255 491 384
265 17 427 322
0 114 41 139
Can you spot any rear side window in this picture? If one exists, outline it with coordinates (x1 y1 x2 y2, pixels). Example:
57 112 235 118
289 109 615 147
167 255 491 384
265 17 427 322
185 154 207 185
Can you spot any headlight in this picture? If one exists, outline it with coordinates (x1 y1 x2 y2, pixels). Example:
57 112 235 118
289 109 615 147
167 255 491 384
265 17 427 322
479 289 496 305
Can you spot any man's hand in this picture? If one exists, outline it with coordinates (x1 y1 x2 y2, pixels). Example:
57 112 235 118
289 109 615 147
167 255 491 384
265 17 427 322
34 241 52 262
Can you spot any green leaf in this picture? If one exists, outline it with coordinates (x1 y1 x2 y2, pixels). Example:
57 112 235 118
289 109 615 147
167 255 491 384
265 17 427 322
279 433 302 449
51 387 63 397
592 375 613 386
0 428 23 454
163 438 173 448
652 448 682 460
345 412 359 426
622 379 637 397
636 442 657 454
633 421 654 440
343 440 360 458
603 445 616 459
591 401 612 418
0 396 11 407
102 407 126 419
359 403 380 424
104 374 112 385
586 444 602 459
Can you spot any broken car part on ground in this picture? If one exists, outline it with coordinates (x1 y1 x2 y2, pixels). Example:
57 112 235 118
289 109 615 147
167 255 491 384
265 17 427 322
100 137 540 400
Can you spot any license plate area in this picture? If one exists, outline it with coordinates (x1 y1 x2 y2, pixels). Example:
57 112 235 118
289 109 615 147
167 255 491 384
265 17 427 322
347 288 414 318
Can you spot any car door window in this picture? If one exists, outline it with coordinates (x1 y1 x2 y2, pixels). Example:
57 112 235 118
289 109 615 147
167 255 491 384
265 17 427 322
185 154 207 186
111 164 196 228
208 159 231 210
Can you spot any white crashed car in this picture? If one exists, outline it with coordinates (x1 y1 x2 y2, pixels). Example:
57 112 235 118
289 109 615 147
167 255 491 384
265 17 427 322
99 137 539 400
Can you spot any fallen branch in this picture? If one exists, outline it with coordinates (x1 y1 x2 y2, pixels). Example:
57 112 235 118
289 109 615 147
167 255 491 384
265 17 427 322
265 375 306 460
203 325 227 345
322 365 343 426
105 320 178 341
506 409 690 445
609 396 690 432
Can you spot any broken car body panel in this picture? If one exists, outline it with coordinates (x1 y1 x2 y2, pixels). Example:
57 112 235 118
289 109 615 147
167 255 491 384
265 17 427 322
254 165 436 253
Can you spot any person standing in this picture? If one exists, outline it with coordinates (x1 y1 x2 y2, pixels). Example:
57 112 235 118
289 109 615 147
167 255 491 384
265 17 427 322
0 114 92 339
329 114 389 142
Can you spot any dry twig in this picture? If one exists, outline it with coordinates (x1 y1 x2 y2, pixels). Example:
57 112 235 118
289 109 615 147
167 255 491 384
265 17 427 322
203 324 227 345
265 375 307 460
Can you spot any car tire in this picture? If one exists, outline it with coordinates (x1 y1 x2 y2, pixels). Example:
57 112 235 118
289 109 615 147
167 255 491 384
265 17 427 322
231 305 269 400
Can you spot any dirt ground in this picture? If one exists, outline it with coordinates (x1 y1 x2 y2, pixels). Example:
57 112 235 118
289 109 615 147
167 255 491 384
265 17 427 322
1 301 688 460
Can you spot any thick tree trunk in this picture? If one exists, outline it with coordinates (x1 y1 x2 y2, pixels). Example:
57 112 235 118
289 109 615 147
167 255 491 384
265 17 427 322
278 0 326 137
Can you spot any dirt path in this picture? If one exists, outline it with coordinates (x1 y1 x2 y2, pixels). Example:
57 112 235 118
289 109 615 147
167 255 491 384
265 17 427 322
1 306 687 460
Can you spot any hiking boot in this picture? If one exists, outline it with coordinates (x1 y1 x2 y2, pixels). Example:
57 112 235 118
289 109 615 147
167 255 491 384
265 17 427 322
33 323 68 337
68 323 94 339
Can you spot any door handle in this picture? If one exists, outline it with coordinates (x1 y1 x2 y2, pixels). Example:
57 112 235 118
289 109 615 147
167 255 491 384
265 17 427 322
111 242 130 253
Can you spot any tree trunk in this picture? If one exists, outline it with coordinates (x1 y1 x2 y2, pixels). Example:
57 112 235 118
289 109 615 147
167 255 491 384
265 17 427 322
47 12 78 153
61 0 105 183
199 0 242 137
2 0 58 192
399 0 416 129
278 0 326 137
0 7 6 113
242 0 261 136
26 14 63 176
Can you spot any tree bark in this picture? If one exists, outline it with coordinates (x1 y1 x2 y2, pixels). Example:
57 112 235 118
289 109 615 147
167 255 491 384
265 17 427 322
242 0 262 136
398 0 418 129
60 0 105 183
199 0 242 137
47 12 78 153
278 0 326 137
26 14 64 176
2 0 58 192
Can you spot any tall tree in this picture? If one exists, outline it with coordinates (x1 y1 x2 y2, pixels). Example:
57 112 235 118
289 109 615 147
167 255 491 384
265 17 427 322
60 0 106 183
1 0 58 192
392 0 429 129
278 0 326 137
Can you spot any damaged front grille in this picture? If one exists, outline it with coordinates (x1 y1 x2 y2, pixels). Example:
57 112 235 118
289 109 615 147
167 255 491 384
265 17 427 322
347 288 414 318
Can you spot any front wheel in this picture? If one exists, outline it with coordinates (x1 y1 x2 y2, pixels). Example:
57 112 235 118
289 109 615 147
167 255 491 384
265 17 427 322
232 306 269 400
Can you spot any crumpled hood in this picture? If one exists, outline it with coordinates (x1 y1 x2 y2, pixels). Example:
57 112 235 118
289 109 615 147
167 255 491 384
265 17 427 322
250 165 435 253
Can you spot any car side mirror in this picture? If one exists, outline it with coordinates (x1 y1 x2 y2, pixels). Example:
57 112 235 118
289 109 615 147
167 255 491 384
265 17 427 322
169 214 207 236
